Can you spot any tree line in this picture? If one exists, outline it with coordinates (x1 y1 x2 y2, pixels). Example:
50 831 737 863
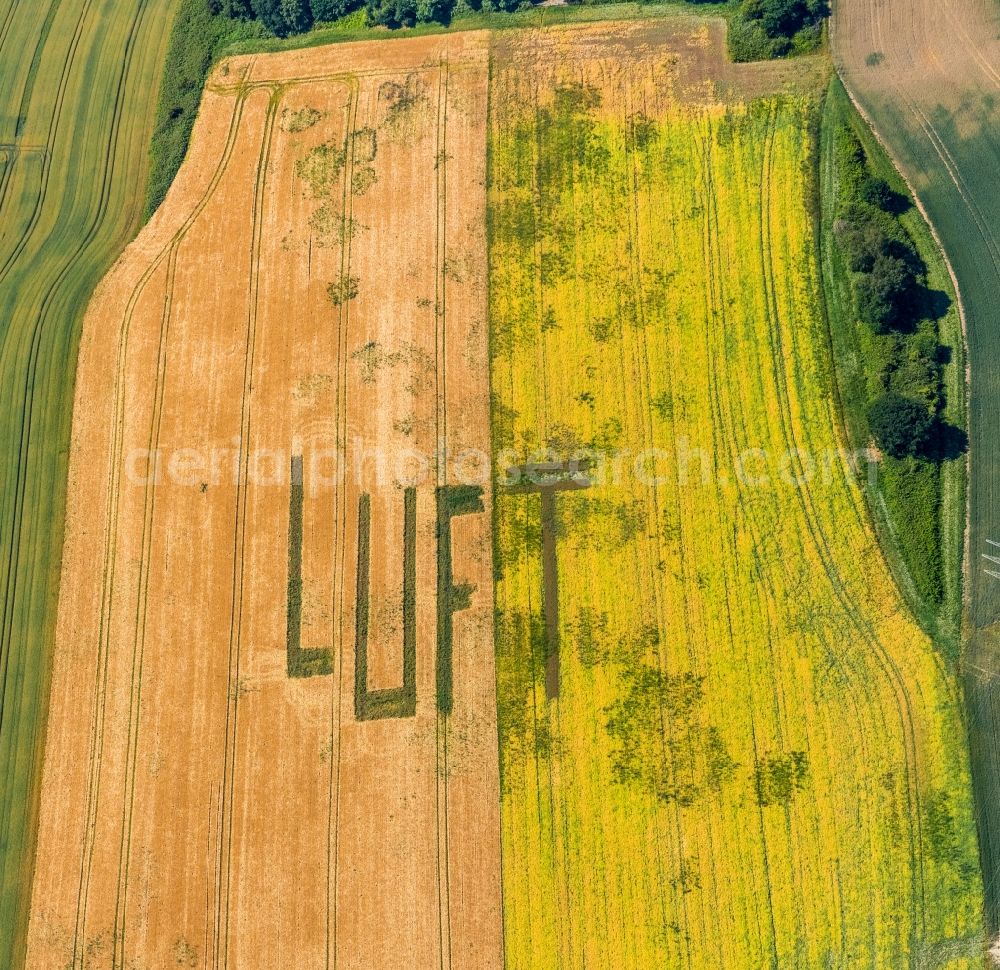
214 0 830 40
833 125 964 463
209 0 521 32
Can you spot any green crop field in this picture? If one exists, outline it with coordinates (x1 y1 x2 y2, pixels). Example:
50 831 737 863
833 0 1000 930
0 1 177 964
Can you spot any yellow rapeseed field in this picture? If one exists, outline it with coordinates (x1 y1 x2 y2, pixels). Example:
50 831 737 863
489 26 983 969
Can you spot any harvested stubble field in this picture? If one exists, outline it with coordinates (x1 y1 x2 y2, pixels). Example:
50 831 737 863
26 32 502 970
0 1 179 965
489 20 983 969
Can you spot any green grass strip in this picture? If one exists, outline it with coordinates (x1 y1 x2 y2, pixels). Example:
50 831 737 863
286 455 333 678
435 484 483 715
354 488 417 719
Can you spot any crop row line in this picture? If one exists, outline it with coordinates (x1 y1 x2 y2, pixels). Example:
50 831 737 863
69 78 251 968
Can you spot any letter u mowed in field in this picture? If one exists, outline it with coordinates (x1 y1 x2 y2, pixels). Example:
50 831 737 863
0 2 993 968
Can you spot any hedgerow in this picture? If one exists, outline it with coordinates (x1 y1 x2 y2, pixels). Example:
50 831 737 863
821 80 967 617
146 0 267 218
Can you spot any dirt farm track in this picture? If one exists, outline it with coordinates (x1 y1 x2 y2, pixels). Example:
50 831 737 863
25 33 502 969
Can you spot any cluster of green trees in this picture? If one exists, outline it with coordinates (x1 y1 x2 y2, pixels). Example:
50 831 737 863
147 0 269 216
208 0 475 32
834 131 921 334
209 0 832 40
728 0 828 61
833 125 964 463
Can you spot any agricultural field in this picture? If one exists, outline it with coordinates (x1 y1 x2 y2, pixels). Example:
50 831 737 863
831 0 1000 929
0 1 179 965
13 7 991 970
25 32 502 970
489 20 983 968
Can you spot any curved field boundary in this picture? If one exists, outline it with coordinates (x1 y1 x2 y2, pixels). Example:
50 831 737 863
26 32 501 970
0 2 179 966
489 19 982 966
831 0 1000 931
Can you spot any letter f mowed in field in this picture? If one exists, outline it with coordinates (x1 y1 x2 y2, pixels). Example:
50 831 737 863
25 34 503 970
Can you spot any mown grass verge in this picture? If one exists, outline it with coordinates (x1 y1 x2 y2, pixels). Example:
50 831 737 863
819 76 966 649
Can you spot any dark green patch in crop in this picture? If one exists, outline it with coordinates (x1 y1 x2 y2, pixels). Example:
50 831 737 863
436 484 484 715
327 274 359 306
605 665 737 806
287 456 333 678
297 141 348 196
753 751 809 807
354 488 417 720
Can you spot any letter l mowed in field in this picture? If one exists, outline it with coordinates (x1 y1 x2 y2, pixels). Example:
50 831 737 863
25 35 503 970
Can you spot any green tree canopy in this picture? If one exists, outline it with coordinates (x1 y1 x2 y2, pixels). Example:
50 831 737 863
867 393 933 459
860 176 895 211
208 0 255 16
740 0 827 38
250 0 312 34
855 253 916 333
310 0 358 20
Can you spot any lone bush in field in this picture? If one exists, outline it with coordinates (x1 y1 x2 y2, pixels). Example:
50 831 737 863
868 393 933 459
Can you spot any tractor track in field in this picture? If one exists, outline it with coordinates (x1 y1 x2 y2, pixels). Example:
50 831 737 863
622 82 692 960
432 57 457 970
111 240 177 966
327 72 358 970
0 0 149 752
0 0 92 735
701 114 793 960
0 0 21 60
70 84 249 966
0 0 72 285
752 98 932 948
832 0 1000 931
212 85 279 970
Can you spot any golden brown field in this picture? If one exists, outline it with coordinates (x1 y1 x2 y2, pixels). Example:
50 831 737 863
25 31 501 970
